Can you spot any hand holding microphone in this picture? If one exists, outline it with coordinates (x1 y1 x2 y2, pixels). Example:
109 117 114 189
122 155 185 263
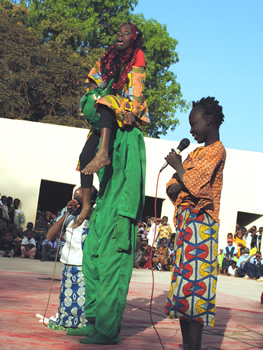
160 138 190 173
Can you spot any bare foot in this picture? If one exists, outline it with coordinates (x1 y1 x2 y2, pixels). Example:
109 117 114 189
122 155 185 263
72 205 91 228
81 152 110 175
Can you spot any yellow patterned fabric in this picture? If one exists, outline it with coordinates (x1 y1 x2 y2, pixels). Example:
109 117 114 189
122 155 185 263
87 60 149 128
165 205 218 326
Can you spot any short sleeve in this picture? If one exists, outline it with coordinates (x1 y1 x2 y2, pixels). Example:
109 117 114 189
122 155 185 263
134 49 146 67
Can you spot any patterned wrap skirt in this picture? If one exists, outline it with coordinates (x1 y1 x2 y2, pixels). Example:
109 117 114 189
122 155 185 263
165 206 219 326
53 265 88 328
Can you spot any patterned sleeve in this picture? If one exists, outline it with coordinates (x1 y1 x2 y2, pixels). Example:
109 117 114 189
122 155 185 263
87 61 102 86
183 142 226 200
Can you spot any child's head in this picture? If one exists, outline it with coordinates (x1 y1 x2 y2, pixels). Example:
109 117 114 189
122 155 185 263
161 216 168 225
219 249 223 255
26 222 34 232
13 198 20 209
227 239 233 246
100 22 143 89
158 246 164 255
161 237 167 247
255 251 262 263
227 232 233 239
5 232 12 241
189 97 224 145
231 261 237 269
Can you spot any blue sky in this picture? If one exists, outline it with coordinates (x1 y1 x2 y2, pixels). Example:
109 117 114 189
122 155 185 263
133 0 263 152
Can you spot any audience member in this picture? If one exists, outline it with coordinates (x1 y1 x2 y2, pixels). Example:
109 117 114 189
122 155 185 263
13 198 25 228
41 237 59 261
222 238 237 275
227 261 237 276
21 231 36 259
0 195 10 223
234 230 246 257
0 231 14 257
153 245 168 271
156 216 172 244
217 249 224 274
246 251 263 280
258 227 262 252
7 196 14 224
236 248 254 278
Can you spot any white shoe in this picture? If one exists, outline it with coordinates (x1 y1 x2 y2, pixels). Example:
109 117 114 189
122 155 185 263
256 277 263 282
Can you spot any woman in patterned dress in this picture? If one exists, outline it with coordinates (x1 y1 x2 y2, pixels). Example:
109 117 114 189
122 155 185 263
164 97 226 350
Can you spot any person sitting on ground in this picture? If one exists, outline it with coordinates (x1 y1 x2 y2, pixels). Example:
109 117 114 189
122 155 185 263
11 225 23 257
23 222 34 237
44 211 55 230
221 238 237 275
234 229 246 257
20 231 36 259
167 242 175 270
236 247 254 278
245 251 263 281
137 220 148 242
153 245 168 271
227 261 237 277
41 237 59 262
133 239 147 268
0 231 15 257
155 216 172 245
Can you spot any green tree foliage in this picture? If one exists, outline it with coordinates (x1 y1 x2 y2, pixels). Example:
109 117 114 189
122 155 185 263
1 0 188 137
0 1 102 127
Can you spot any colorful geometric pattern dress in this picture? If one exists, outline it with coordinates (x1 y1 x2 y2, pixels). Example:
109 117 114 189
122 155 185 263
165 141 226 327
165 205 219 326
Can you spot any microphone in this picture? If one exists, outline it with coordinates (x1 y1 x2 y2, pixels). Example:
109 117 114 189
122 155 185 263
159 138 190 173
68 196 82 214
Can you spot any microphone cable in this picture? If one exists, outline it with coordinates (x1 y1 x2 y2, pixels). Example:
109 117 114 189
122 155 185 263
148 170 166 350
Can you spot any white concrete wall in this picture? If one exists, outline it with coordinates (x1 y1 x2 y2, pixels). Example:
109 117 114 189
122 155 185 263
0 118 262 249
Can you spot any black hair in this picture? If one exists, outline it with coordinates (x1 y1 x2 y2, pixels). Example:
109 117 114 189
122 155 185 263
192 97 224 127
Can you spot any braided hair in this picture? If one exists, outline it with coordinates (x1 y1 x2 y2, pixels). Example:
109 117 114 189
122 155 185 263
100 22 143 90
192 97 225 127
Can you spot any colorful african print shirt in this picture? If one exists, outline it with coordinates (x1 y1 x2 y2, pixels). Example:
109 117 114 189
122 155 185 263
167 141 226 226
87 49 149 127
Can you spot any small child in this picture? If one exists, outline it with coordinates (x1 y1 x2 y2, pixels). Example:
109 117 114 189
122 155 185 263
153 245 168 271
227 261 237 276
217 249 224 274
222 239 237 275
0 231 14 257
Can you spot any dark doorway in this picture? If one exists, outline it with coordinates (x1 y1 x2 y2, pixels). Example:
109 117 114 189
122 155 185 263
236 211 262 228
142 196 164 220
37 180 76 216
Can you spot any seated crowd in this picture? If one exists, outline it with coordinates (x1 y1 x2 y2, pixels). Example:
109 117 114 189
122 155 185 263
217 226 263 281
1 192 262 281
0 193 59 261
133 215 175 271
